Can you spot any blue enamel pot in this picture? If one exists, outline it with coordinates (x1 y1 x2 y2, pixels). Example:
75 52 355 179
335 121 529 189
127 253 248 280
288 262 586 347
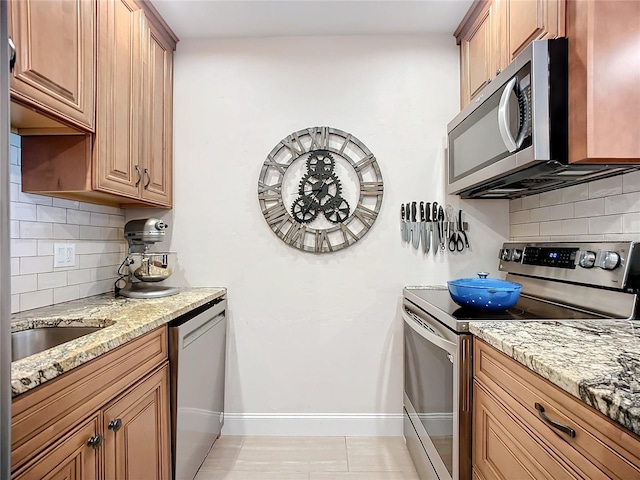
447 273 522 311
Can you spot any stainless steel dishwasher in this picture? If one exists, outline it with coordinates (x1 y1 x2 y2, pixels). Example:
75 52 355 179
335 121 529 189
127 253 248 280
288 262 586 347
169 298 227 480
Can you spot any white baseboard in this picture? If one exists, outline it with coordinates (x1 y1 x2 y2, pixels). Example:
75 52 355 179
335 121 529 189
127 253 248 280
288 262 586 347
221 413 404 436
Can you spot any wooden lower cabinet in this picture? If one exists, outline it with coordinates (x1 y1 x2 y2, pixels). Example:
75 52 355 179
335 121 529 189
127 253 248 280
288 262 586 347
11 327 171 479
473 339 640 480
13 414 100 480
103 364 171 480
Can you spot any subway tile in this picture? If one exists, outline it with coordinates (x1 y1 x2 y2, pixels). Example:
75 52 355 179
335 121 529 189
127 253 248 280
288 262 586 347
80 225 103 240
93 266 117 281
9 163 21 184
511 222 540 237
53 223 80 240
109 214 125 227
561 218 589 236
37 205 67 223
529 207 550 222
67 269 92 285
9 145 19 165
37 240 55 256
605 233 640 241
10 133 21 147
52 198 80 209
589 176 623 199
589 215 623 234
38 271 68 290
539 221 562 236
67 209 91 225
561 184 589 203
509 210 530 225
20 289 54 311
11 274 38 294
79 254 102 269
539 190 563 207
10 239 37 257
623 213 640 233
90 213 111 227
508 235 551 242
604 192 640 215
521 194 540 210
20 221 52 239
11 294 20 314
10 220 19 238
623 170 640 193
547 203 574 220
509 198 522 212
79 203 123 215
10 202 37 221
78 279 113 298
54 285 80 304
17 191 52 206
550 234 605 242
11 257 20 276
9 182 19 201
574 198 604 218
20 256 53 275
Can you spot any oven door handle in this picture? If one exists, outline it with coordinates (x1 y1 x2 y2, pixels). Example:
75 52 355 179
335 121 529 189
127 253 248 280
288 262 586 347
402 308 457 354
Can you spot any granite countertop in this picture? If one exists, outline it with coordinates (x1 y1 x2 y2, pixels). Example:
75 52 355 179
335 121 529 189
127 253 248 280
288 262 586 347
470 320 640 436
11 287 226 397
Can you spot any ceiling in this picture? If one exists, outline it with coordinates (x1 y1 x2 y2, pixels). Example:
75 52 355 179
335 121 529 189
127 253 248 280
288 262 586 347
150 0 474 40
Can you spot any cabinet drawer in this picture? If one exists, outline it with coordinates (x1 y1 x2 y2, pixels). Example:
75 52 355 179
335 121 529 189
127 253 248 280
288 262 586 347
12 326 168 470
474 339 640 479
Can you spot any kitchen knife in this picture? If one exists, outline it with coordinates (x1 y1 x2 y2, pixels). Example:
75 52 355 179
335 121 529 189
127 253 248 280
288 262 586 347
418 202 426 251
438 205 446 250
401 204 407 242
411 201 420 249
432 202 439 253
422 202 431 254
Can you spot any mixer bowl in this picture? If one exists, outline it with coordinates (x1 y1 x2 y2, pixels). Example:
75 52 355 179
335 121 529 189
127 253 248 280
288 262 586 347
128 252 176 282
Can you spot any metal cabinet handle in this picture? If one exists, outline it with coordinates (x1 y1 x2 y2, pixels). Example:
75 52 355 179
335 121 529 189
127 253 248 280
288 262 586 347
143 168 151 189
535 403 576 438
496 68 501 76
108 418 122 432
8 36 16 72
135 165 142 187
87 434 104 449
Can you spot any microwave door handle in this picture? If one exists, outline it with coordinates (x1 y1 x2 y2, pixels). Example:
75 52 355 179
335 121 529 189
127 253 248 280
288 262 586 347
402 308 457 354
498 77 519 152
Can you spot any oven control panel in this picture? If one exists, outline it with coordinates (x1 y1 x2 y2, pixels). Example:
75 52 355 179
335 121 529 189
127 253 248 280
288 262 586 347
522 247 578 269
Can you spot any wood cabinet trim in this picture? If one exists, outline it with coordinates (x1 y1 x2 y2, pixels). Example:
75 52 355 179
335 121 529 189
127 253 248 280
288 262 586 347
11 326 168 471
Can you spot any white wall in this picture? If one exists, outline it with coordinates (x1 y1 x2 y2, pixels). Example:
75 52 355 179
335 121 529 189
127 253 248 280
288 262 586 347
8 134 125 313
129 35 508 435
510 172 640 241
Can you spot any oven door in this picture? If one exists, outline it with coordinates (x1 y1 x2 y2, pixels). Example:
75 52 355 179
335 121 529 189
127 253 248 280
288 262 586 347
403 299 472 480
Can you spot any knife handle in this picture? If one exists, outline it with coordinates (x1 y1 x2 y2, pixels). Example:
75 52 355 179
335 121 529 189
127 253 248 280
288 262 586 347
401 204 405 221
419 202 425 221
411 202 417 222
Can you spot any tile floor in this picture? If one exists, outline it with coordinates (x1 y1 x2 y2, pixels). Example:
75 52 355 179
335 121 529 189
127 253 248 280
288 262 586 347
194 436 420 480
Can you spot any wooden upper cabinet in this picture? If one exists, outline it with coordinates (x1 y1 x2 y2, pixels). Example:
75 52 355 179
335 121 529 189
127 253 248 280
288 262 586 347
567 0 640 163
456 0 498 107
505 0 564 63
9 0 96 132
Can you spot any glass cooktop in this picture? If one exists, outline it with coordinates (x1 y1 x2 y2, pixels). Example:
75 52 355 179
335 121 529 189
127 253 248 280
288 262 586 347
403 286 607 333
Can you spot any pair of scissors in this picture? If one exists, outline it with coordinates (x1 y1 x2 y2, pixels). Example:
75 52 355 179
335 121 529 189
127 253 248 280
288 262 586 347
447 205 464 252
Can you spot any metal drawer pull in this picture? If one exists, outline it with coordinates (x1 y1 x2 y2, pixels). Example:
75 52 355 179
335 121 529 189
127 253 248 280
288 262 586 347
8 36 16 72
108 418 122 432
535 402 576 438
144 168 151 189
87 434 103 449
135 165 142 187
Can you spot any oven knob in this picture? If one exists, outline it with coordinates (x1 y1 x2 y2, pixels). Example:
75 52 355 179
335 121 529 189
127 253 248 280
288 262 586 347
512 249 523 262
578 251 596 268
500 249 512 261
597 251 620 270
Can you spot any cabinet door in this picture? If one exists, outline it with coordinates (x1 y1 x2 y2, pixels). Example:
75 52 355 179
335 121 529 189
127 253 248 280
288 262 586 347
507 0 564 60
9 0 96 131
103 364 171 480
459 1 496 107
12 414 100 480
140 19 173 207
94 0 144 200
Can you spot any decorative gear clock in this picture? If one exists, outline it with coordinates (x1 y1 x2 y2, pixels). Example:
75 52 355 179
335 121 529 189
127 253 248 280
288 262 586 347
258 127 384 253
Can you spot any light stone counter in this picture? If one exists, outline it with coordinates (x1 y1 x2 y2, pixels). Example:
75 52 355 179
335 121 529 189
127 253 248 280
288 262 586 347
470 320 640 435
11 287 226 397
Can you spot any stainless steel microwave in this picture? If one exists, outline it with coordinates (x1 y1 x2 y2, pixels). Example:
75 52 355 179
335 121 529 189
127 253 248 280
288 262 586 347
446 38 636 199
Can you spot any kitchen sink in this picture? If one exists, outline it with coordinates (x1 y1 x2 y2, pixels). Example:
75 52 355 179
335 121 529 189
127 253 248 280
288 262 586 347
12 326 104 362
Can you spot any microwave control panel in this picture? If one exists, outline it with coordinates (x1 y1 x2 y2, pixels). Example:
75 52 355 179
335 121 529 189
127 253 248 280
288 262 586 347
522 247 578 269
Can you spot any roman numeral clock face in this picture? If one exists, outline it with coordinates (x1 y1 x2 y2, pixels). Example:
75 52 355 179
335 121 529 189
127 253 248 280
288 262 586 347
258 127 384 253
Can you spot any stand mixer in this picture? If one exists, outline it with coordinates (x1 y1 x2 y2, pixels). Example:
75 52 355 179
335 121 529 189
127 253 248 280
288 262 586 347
116 218 179 298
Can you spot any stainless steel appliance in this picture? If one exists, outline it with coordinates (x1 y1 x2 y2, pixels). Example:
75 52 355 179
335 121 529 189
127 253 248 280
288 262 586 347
170 298 227 480
1 3 11 475
446 39 638 199
403 241 640 480
116 218 179 298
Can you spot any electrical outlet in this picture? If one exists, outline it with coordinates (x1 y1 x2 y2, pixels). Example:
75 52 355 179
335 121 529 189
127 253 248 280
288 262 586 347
54 243 75 268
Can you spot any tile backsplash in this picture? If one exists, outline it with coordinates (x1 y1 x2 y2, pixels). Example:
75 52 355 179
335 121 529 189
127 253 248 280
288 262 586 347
9 134 126 313
510 171 640 242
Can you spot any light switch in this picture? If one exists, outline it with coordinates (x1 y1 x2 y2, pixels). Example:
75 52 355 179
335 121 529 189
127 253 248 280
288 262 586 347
54 243 75 268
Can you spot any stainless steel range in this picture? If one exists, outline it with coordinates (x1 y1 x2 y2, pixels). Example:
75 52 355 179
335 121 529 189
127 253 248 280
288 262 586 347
402 241 640 480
